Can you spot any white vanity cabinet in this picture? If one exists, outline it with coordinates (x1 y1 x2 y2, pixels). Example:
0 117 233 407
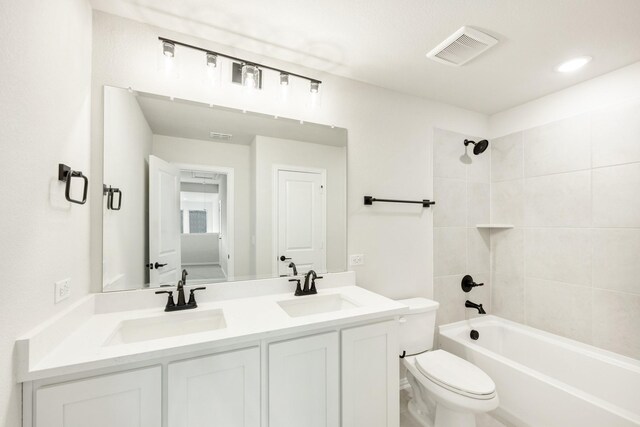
34 366 161 427
168 347 261 427
341 320 399 427
268 332 340 427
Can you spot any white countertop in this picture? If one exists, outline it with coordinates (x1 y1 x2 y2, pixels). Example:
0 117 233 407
17 274 407 382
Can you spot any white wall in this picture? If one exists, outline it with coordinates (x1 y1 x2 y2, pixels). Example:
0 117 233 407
91 11 489 299
487 62 640 359
0 0 92 425
103 86 153 290
490 61 640 138
253 136 347 277
152 134 252 278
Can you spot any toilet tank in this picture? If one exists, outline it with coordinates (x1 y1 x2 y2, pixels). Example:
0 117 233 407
397 298 439 355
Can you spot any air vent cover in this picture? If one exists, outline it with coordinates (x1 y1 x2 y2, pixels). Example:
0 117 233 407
427 26 498 66
209 131 232 141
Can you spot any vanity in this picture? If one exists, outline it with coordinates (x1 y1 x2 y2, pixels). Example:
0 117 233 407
18 272 405 427
16 85 405 426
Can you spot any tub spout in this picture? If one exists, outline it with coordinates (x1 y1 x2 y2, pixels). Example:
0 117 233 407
465 300 486 314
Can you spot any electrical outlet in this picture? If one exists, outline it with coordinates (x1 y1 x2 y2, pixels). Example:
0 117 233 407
55 278 71 303
349 254 365 266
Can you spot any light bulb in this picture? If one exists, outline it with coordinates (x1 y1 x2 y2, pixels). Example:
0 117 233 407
310 81 321 93
280 73 290 86
241 64 260 90
162 41 175 58
206 52 217 68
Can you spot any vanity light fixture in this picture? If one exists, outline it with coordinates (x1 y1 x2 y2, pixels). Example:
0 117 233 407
556 56 592 73
157 37 322 95
162 41 175 58
206 52 218 68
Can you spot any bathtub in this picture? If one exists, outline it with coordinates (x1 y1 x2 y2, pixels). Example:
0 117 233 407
438 315 640 427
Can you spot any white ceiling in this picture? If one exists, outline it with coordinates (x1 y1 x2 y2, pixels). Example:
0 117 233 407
134 90 348 146
93 0 640 114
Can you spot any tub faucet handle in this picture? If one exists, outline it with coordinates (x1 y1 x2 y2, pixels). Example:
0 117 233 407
461 275 484 293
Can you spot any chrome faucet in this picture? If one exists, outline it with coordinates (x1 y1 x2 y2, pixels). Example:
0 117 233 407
155 269 206 311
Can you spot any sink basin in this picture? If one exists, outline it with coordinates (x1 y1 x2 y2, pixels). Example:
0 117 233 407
105 308 226 346
277 294 359 318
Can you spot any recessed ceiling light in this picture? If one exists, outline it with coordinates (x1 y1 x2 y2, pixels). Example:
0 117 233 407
556 56 592 73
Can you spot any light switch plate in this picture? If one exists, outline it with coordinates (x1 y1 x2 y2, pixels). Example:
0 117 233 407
349 254 364 266
55 278 71 303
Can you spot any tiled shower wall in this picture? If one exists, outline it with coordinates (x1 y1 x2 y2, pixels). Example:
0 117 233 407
433 129 491 325
490 101 640 359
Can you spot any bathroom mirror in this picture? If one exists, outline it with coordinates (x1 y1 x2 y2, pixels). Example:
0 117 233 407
102 86 347 291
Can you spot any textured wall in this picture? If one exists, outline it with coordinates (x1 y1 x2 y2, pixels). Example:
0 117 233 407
0 0 93 425
490 100 640 359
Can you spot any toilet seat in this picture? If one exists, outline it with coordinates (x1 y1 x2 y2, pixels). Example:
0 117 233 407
415 350 496 400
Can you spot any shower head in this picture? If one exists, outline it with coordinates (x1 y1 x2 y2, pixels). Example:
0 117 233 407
464 139 489 155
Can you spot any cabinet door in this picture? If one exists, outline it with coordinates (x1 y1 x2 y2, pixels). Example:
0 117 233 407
35 366 161 427
268 332 339 427
342 320 399 427
168 347 260 427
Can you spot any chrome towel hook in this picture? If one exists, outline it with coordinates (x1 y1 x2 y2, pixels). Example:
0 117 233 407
58 164 88 205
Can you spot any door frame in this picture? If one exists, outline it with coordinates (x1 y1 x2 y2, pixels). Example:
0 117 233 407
175 162 235 279
271 164 327 276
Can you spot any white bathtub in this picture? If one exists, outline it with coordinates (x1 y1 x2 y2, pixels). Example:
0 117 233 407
439 315 640 427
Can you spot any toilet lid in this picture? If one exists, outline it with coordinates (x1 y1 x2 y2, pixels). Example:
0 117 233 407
415 350 496 397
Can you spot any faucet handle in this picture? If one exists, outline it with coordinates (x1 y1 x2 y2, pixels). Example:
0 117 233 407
155 290 175 309
187 287 206 307
309 276 323 294
289 278 303 296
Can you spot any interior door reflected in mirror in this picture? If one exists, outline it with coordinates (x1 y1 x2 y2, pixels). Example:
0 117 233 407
102 86 347 291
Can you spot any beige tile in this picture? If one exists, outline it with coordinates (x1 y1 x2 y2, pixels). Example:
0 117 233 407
523 115 591 177
491 132 523 182
467 228 490 274
490 179 523 226
434 227 467 276
434 178 467 227
467 182 490 226
491 228 524 284
592 228 640 295
492 284 525 323
592 163 640 228
468 146 490 183
525 228 591 286
525 278 592 344
434 128 471 180
524 170 591 227
592 102 640 168
434 275 466 325
592 289 640 359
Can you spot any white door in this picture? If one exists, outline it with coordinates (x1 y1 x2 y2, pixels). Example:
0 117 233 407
35 366 161 427
276 169 326 276
168 347 260 427
268 332 339 427
342 320 400 427
149 155 181 286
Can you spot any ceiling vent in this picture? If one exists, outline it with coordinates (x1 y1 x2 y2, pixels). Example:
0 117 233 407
209 131 232 141
427 26 498 66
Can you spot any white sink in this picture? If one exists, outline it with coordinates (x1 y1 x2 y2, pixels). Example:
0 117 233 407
277 294 359 318
104 308 226 346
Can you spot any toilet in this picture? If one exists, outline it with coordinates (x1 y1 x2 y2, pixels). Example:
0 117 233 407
398 298 499 427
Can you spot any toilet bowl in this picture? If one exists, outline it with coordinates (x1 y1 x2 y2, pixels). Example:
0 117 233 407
398 298 499 427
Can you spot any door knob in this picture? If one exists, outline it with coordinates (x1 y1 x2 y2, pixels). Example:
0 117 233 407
280 255 291 262
154 262 168 269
